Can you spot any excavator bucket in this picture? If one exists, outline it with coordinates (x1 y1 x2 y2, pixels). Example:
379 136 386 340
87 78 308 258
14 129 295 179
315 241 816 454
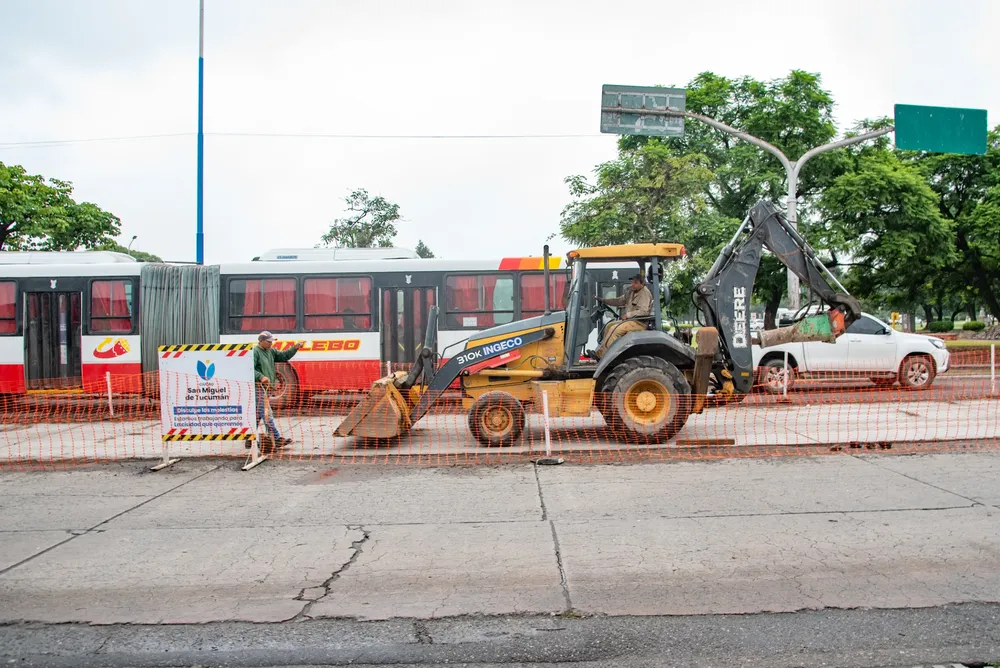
334 372 413 439
757 311 842 348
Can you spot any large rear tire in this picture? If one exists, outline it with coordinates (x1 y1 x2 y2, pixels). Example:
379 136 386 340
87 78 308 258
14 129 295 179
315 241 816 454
468 391 525 447
599 355 691 443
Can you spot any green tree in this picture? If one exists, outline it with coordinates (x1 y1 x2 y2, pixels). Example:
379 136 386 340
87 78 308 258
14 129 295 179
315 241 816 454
414 239 435 258
575 70 848 327
560 145 713 247
903 127 1000 320
819 130 955 322
320 188 402 248
0 161 121 251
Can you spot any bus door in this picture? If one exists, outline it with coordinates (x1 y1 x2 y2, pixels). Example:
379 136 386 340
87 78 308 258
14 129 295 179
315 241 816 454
23 290 83 391
380 286 437 372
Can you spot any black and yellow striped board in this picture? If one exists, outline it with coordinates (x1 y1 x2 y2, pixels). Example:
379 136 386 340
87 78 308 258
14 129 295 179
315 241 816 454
158 343 253 352
162 433 256 441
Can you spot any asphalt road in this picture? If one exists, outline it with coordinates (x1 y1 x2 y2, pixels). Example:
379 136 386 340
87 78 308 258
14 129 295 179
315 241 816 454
2 604 999 668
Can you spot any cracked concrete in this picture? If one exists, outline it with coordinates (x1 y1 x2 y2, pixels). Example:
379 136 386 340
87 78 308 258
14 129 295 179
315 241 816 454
293 524 370 620
0 453 998 624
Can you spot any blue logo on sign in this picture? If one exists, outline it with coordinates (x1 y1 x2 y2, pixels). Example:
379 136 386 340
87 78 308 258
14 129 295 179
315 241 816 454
196 360 216 381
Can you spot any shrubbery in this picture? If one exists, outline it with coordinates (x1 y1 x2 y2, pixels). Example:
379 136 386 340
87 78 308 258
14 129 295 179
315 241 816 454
927 321 954 333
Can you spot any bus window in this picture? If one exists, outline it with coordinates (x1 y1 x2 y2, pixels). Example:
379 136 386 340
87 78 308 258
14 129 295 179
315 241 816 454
228 278 296 332
304 277 372 331
445 274 514 329
90 280 133 333
520 273 568 318
0 281 14 334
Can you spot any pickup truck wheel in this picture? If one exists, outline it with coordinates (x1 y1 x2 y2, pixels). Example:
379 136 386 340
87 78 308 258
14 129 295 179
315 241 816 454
600 355 691 443
899 355 936 390
468 391 525 447
758 357 795 394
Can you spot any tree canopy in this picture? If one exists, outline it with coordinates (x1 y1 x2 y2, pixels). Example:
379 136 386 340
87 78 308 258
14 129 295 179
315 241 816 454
560 69 1000 328
320 188 402 248
564 70 850 326
414 240 435 258
94 242 163 263
0 161 121 251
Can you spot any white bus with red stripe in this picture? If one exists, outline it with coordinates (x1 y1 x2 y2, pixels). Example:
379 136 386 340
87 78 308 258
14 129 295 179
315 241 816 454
0 257 144 395
0 251 634 405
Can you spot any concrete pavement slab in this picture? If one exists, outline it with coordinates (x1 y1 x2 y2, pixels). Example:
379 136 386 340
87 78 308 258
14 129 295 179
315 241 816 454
102 464 543 529
0 531 73 572
0 526 364 624
555 506 1000 616
0 463 218 531
0 495 157 531
308 521 566 620
536 456 972 521
858 452 1000 507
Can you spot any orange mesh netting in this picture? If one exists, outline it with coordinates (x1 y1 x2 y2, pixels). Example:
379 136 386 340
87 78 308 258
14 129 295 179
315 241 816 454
2 358 997 470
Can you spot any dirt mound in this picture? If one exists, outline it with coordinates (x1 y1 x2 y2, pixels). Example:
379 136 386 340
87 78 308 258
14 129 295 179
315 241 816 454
973 325 1000 340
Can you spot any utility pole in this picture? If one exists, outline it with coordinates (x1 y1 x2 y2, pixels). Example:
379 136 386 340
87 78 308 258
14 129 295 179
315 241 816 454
600 104 892 310
196 0 205 265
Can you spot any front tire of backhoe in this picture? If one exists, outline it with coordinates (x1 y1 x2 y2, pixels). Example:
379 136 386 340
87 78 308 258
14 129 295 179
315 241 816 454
600 356 691 443
468 391 525 447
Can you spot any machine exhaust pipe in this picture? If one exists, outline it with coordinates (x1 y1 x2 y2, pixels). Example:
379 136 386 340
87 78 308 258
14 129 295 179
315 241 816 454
543 244 551 316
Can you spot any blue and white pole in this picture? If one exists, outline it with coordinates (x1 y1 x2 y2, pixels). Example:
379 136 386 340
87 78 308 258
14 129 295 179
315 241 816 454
196 0 205 264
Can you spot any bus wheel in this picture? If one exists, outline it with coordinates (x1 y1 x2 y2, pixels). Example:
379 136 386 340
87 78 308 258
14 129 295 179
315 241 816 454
270 363 300 410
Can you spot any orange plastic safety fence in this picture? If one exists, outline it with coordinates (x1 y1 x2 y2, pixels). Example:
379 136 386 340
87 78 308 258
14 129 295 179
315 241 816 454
1 358 998 470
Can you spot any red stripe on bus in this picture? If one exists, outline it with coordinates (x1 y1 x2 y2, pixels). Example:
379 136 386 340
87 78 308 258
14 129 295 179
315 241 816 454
0 364 26 394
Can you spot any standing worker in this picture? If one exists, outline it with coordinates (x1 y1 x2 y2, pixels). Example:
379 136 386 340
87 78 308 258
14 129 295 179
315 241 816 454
592 274 654 359
253 331 303 446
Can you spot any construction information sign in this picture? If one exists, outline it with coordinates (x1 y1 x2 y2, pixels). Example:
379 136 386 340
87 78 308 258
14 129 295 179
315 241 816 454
158 344 257 441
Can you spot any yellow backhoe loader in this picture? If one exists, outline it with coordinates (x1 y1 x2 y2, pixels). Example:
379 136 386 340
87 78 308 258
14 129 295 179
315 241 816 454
335 201 861 445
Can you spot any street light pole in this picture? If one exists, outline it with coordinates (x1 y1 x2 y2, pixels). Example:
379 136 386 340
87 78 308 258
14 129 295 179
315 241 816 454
600 106 894 310
196 0 205 265
782 127 893 309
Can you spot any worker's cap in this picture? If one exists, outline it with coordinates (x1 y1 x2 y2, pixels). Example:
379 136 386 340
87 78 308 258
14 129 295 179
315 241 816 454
258 331 276 342
629 273 644 281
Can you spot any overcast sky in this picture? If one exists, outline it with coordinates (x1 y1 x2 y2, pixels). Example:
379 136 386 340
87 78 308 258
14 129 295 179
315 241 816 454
1 0 996 263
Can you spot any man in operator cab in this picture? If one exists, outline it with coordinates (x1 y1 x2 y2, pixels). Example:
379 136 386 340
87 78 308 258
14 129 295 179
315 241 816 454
590 273 653 359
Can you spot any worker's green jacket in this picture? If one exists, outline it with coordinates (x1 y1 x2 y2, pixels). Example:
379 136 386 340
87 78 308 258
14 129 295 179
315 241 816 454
253 345 298 384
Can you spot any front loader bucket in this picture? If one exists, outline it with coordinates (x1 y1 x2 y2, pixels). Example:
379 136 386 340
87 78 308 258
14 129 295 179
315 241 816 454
335 375 412 439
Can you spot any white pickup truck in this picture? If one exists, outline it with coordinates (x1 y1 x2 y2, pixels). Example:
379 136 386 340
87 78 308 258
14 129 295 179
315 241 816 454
751 313 950 392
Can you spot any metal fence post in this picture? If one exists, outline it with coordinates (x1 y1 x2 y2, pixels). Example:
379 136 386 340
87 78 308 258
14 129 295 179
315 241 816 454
992 344 996 396
783 350 790 399
105 371 115 418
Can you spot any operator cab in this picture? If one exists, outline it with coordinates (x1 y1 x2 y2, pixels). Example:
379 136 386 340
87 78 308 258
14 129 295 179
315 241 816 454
563 243 686 371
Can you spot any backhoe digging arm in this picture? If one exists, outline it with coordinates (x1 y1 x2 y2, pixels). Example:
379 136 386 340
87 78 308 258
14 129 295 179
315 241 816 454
695 200 862 394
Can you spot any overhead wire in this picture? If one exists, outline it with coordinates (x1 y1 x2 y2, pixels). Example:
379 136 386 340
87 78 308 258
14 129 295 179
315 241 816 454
0 131 607 149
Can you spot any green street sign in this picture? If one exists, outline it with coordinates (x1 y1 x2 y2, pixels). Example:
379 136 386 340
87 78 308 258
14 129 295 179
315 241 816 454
601 85 686 137
894 104 987 155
